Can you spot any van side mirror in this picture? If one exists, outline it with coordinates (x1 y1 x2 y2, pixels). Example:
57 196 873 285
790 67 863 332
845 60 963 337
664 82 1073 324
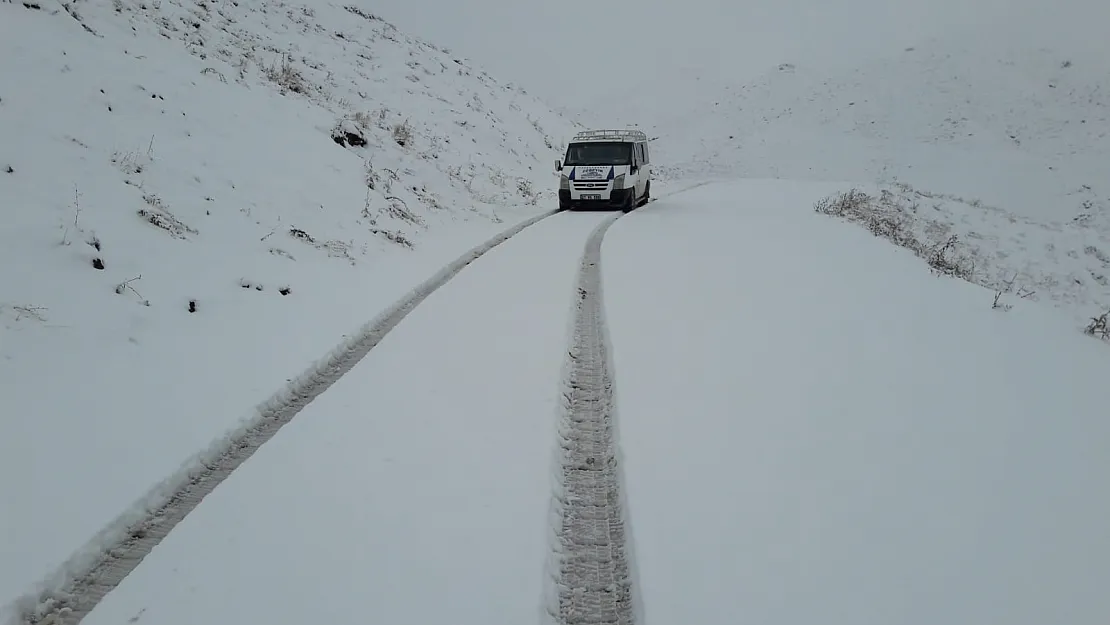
555 159 562 171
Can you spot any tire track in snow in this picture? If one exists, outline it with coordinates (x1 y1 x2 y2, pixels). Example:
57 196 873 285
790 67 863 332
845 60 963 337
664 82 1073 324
543 180 709 625
545 213 638 625
6 208 564 625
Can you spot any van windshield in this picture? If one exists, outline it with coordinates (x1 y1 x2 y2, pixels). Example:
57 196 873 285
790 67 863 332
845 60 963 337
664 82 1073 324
563 142 632 166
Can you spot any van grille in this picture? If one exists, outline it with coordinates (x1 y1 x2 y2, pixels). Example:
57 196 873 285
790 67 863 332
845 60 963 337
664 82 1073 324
573 182 609 190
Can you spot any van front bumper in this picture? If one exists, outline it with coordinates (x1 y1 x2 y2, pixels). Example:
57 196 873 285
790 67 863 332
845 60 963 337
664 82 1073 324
559 189 634 211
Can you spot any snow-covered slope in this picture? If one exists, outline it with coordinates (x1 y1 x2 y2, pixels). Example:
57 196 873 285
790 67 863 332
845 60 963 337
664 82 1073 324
0 0 577 608
655 37 1109 213
638 32 1110 332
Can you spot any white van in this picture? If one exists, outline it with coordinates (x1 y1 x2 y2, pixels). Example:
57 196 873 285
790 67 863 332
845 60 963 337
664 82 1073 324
555 129 651 212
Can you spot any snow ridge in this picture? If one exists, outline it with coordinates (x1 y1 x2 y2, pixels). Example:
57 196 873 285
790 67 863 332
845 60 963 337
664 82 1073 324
544 214 637 625
3 208 562 625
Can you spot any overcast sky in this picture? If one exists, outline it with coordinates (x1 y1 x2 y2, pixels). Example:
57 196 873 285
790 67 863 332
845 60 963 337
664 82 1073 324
362 0 1110 111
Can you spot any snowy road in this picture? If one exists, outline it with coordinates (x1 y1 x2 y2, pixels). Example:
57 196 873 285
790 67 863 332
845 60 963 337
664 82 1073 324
33 208 625 625
12 180 1110 625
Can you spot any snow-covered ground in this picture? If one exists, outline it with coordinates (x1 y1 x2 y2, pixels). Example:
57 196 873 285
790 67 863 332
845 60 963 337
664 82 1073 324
0 0 577 611
9 177 1110 625
604 180 1110 625
5 0 1110 621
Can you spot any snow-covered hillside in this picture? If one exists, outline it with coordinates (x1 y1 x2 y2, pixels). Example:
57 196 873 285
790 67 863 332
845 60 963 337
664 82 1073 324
0 0 578 609
655 37 1109 208
641 32 1110 332
5 0 1110 622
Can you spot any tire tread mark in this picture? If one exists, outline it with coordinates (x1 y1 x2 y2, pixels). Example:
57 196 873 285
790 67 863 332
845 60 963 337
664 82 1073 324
545 213 636 625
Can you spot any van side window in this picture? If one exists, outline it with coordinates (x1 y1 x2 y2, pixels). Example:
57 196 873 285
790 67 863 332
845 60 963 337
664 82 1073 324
642 143 649 164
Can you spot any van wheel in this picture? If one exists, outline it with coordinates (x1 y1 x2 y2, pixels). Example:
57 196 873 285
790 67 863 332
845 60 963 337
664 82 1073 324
641 181 651 205
622 189 636 213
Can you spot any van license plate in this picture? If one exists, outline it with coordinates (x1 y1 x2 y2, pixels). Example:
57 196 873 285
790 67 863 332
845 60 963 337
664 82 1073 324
582 194 601 200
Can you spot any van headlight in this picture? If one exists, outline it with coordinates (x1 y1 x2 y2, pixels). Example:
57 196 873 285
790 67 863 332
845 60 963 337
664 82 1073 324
560 174 570 190
612 174 625 189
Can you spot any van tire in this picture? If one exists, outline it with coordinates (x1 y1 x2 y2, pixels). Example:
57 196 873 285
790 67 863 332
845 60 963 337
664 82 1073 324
622 189 636 213
641 181 651 206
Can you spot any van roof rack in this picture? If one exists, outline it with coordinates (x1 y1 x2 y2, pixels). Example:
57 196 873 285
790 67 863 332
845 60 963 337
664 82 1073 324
571 129 648 143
